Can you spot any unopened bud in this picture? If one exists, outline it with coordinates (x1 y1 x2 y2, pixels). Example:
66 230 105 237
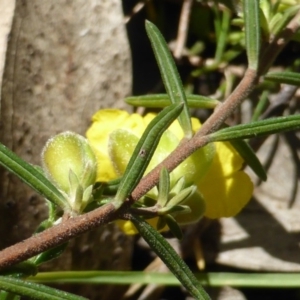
42 131 97 213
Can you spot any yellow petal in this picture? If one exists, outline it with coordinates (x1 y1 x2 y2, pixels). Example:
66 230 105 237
116 218 168 235
198 141 253 218
142 113 156 127
108 129 139 176
87 110 148 181
87 110 128 181
214 142 244 175
92 150 117 182
116 220 139 235
122 113 146 137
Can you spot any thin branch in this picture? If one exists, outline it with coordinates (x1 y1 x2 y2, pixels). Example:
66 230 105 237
0 203 117 270
131 68 258 202
1 9 300 273
196 68 258 136
173 0 193 59
0 68 262 271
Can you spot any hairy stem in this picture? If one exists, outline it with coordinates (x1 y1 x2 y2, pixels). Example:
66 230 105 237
1 10 300 269
131 68 258 201
0 203 116 270
0 69 257 271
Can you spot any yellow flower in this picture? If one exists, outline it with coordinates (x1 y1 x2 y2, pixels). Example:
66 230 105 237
86 109 253 232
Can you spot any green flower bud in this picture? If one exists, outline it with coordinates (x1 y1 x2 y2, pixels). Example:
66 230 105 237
41 131 97 213
108 127 215 201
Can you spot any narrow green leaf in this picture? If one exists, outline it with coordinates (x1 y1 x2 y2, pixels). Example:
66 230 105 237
167 185 196 207
32 243 68 266
156 217 167 231
169 177 186 196
212 2 222 39
251 90 269 122
271 5 300 38
269 12 282 35
157 167 170 208
260 0 270 18
209 115 300 141
215 9 231 63
0 144 68 210
130 215 211 300
158 205 191 215
265 71 300 86
115 103 183 203
92 178 122 199
230 139 267 181
145 21 193 138
0 261 37 278
0 276 87 300
260 0 271 38
164 214 183 240
222 47 243 63
30 271 300 288
243 0 260 70
125 94 219 109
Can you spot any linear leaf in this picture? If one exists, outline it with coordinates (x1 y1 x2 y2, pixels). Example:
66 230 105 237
271 5 300 38
251 90 269 122
32 243 68 266
265 71 300 86
209 115 300 141
163 214 183 240
115 103 183 203
230 139 267 181
130 215 211 300
215 8 231 63
0 276 86 300
157 167 170 208
31 271 300 288
243 0 260 70
0 143 68 210
145 21 193 138
125 94 219 109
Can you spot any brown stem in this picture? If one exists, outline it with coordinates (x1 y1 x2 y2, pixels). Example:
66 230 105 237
131 68 258 201
0 68 258 271
1 11 299 271
0 203 117 270
196 68 258 136
131 135 211 202
129 206 159 217
174 0 193 59
134 9 300 203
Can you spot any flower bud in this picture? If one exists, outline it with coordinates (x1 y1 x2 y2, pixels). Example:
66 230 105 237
108 127 215 192
41 131 97 213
